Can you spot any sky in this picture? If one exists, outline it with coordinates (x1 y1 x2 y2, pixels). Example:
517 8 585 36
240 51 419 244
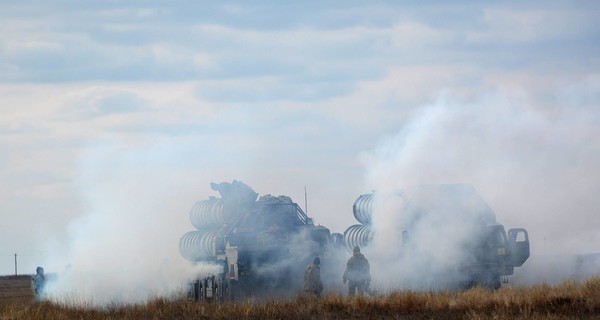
0 0 599 301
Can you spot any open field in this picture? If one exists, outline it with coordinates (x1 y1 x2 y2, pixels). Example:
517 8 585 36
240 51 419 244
2 278 600 319
0 276 34 305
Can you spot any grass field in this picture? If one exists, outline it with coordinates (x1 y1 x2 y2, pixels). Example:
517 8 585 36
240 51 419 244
2 277 600 319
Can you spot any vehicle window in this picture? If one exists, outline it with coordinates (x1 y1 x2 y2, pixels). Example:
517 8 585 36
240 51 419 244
487 227 506 246
515 231 526 242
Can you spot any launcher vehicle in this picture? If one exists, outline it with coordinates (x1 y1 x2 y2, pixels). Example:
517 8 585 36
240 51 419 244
179 180 342 301
343 184 530 289
180 182 529 300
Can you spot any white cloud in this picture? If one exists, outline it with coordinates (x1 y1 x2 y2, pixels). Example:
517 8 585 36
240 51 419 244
467 8 595 44
4 40 63 55
389 22 451 49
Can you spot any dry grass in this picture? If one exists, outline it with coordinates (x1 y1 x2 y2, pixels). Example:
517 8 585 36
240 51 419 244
2 277 600 319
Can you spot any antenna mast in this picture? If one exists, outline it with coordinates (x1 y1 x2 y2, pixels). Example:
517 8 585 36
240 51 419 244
304 186 308 215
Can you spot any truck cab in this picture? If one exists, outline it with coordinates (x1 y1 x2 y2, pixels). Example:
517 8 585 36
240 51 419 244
465 224 530 289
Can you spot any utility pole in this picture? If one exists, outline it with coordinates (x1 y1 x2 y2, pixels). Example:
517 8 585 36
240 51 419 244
14 252 17 276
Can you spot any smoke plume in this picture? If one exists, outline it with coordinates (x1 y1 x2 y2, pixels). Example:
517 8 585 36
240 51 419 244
360 90 600 288
40 140 221 306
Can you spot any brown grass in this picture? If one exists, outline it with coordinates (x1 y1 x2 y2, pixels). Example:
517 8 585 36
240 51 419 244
2 277 600 319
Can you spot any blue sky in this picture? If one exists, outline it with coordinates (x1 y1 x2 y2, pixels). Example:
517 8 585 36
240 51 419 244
1 1 599 282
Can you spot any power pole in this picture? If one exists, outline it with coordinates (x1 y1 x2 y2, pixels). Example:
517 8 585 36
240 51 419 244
14 252 17 276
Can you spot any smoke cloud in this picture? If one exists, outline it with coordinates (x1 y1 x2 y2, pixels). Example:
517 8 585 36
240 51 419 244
360 89 600 289
40 140 222 306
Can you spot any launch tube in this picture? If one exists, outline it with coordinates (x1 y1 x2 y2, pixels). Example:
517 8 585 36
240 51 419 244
353 193 375 225
179 230 218 262
343 224 375 250
189 198 226 229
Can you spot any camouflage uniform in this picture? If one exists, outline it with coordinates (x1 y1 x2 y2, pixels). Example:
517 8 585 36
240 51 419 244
304 257 323 297
343 246 371 296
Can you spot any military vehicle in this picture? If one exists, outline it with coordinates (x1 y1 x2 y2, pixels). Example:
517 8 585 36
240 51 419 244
343 184 529 290
180 181 529 300
179 180 341 301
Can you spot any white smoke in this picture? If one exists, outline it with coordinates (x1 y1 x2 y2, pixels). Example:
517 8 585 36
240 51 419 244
364 186 491 291
360 88 600 289
40 140 221 307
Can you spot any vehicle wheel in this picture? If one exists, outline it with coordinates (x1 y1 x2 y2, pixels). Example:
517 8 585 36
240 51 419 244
483 276 501 290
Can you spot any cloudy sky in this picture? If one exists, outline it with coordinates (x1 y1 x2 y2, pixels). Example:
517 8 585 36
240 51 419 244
1 0 599 281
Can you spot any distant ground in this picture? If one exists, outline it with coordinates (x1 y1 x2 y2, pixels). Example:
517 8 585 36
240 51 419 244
0 275 34 304
511 253 600 286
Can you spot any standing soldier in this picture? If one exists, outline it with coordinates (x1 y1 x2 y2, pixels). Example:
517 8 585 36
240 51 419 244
304 257 323 297
343 246 371 296
32 266 46 299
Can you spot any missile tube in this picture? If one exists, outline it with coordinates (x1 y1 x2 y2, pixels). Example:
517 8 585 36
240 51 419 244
343 224 375 250
189 198 226 229
179 230 218 262
353 193 375 225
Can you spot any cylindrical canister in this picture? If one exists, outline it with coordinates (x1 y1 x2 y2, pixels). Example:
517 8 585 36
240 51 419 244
179 230 218 262
189 198 226 229
353 193 375 225
343 224 375 250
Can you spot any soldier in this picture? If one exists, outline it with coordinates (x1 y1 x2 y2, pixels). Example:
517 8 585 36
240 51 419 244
32 266 46 299
304 257 323 297
343 246 371 296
